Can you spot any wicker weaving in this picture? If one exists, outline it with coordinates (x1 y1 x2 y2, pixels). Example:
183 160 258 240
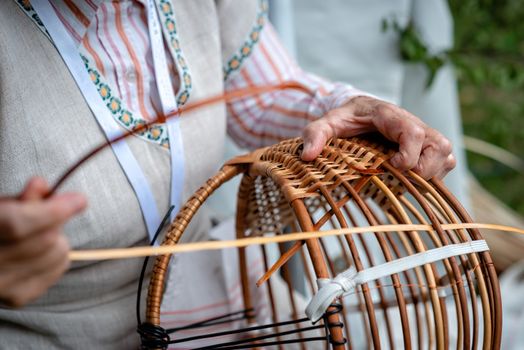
141 136 501 349
2 1 521 348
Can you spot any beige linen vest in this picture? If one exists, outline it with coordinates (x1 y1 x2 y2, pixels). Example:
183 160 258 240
0 1 260 348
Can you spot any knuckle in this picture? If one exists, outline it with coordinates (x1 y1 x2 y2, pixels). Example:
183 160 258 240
402 151 418 169
446 155 457 171
410 125 426 141
395 151 416 169
392 151 404 163
439 136 453 154
374 103 396 117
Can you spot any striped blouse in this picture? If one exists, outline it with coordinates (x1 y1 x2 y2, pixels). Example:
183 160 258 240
20 0 363 149
11 0 367 341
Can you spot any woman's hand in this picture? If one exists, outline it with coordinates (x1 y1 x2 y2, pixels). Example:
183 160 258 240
302 96 456 179
0 178 86 307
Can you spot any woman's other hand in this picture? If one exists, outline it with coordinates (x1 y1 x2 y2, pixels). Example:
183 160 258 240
0 177 86 307
302 96 456 179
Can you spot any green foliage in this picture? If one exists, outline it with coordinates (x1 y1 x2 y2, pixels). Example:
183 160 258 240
382 18 445 87
386 0 524 215
450 0 524 215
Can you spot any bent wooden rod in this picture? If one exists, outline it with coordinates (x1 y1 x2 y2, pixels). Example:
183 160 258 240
69 222 524 261
46 82 312 197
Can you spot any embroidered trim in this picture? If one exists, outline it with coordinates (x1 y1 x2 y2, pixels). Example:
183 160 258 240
223 0 268 80
157 0 192 106
15 0 51 40
15 0 192 148
82 56 170 148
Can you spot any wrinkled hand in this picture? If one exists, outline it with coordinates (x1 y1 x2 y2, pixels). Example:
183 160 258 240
0 178 86 307
302 96 456 179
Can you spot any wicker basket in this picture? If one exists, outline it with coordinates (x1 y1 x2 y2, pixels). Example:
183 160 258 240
141 136 501 350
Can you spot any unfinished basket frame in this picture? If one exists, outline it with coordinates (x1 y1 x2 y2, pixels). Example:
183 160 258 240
141 136 501 350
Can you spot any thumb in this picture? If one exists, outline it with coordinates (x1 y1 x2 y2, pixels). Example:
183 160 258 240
301 120 335 161
19 177 50 201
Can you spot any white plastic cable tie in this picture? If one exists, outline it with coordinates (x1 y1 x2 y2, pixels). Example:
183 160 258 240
306 267 358 323
306 240 489 322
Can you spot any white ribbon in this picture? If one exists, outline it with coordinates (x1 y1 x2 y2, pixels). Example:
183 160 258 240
146 0 185 220
31 0 162 241
305 239 490 322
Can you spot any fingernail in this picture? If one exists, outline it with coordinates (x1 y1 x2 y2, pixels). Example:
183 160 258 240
301 143 313 161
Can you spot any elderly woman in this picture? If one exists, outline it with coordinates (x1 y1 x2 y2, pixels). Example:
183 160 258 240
0 0 454 348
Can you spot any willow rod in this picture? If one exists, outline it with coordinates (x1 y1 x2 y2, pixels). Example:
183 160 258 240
47 82 311 196
69 223 524 261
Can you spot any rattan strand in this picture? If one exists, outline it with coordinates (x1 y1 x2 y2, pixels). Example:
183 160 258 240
128 136 511 349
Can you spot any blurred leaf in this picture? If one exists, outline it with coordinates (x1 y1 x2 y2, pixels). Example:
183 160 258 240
384 1 524 215
381 18 389 32
384 18 445 88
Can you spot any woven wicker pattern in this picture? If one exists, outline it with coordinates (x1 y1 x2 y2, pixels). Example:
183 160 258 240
144 136 501 350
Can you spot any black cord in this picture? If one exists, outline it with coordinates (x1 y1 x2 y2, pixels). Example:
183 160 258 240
191 324 324 349
138 323 170 350
166 309 253 333
136 205 176 325
139 304 334 349
195 337 327 350
322 302 347 346
169 315 311 344
135 206 347 349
